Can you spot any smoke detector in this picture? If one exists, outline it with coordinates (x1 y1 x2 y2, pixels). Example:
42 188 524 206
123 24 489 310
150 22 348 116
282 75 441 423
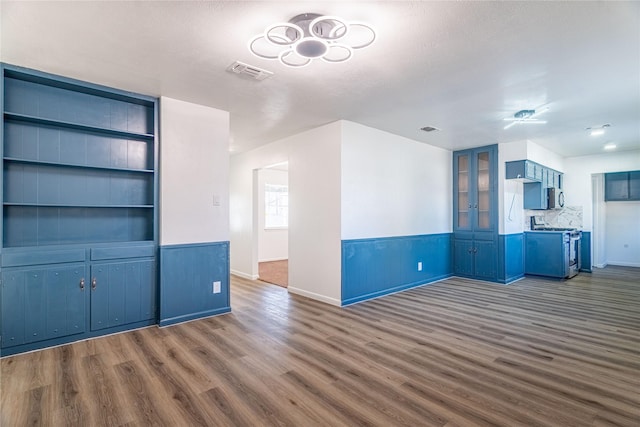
226 61 273 81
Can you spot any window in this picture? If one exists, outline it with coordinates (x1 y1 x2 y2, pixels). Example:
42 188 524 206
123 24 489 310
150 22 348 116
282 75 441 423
265 184 288 229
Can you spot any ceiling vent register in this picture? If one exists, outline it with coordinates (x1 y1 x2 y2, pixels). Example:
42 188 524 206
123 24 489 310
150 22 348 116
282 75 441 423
226 61 274 81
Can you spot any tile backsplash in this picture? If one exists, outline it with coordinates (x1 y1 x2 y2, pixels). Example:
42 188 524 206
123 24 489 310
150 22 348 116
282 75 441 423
524 206 583 230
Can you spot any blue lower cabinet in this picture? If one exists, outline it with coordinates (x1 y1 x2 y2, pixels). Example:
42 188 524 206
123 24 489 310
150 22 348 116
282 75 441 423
524 232 565 277
453 240 474 276
1 264 86 348
474 240 497 279
453 238 497 280
91 259 156 331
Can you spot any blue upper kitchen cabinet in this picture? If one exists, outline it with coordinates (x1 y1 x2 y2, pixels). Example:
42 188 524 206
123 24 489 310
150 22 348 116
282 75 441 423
453 145 498 281
1 64 158 356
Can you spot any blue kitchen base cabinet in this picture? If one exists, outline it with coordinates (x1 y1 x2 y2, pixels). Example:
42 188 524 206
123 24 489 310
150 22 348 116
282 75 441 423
524 233 566 278
1 264 86 348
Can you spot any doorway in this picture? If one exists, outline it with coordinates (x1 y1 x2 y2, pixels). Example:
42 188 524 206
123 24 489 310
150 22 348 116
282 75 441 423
255 163 289 287
591 173 640 268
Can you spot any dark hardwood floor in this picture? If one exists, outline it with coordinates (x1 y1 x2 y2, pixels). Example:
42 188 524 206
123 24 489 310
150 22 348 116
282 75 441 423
2 266 639 426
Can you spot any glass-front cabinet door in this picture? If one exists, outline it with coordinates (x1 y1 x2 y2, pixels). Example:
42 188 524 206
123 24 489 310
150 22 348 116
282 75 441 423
453 145 496 234
456 153 471 230
475 149 491 231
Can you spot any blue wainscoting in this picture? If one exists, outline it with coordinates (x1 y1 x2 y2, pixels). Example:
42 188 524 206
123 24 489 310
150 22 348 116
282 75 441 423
341 233 452 306
580 231 592 273
159 241 230 326
497 233 524 284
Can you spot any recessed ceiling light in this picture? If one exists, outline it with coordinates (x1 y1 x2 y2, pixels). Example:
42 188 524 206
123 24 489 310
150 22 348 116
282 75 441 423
604 143 617 150
586 123 610 136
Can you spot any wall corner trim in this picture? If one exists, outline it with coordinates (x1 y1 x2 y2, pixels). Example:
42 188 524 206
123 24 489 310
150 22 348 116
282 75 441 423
288 287 342 307
231 270 259 280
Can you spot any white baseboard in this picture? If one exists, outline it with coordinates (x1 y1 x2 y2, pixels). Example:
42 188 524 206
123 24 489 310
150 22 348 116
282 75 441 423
607 261 640 268
231 269 259 280
288 286 341 307
258 257 288 263
593 263 607 269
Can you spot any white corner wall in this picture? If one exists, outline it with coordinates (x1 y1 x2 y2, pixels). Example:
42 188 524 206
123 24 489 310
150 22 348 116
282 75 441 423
258 168 289 262
159 96 230 245
526 141 565 172
288 122 343 305
498 141 528 234
340 121 452 239
229 121 343 305
605 201 640 267
563 149 640 230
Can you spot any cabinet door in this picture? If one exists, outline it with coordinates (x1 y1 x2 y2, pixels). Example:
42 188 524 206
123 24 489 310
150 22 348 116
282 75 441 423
46 266 86 339
1 265 86 348
629 171 640 200
1 271 26 347
124 260 156 324
525 161 536 180
453 240 474 276
605 172 629 201
473 240 497 279
454 152 472 231
91 259 156 331
474 148 496 232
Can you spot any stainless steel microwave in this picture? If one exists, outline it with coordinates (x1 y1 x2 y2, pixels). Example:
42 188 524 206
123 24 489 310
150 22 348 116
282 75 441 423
547 187 565 209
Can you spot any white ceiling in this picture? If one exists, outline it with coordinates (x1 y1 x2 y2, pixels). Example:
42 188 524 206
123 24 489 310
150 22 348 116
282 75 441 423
2 1 639 157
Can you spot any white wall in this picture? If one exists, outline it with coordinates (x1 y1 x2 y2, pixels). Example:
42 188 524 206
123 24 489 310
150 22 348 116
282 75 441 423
159 96 229 245
563 149 640 230
258 168 288 262
288 122 342 305
498 141 528 234
229 121 343 305
526 141 565 172
605 201 640 267
340 121 451 239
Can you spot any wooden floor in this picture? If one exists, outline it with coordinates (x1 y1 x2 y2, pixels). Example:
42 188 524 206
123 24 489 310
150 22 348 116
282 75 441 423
2 266 639 426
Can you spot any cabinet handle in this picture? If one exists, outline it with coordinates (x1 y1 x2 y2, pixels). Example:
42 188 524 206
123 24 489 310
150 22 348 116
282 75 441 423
468 248 473 254
468 203 472 208
474 204 478 209
91 277 97 290
80 278 85 290
473 248 478 253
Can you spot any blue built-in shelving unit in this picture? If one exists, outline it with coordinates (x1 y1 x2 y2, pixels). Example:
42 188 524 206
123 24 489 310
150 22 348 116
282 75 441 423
1 64 159 356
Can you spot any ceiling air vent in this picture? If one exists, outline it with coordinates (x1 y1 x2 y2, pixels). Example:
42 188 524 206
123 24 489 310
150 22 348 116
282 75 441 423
420 126 441 133
226 61 273 81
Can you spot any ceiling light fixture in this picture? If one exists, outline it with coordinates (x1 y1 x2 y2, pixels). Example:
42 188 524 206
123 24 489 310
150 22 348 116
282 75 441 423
248 13 376 68
503 108 549 130
603 142 617 150
586 123 611 136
